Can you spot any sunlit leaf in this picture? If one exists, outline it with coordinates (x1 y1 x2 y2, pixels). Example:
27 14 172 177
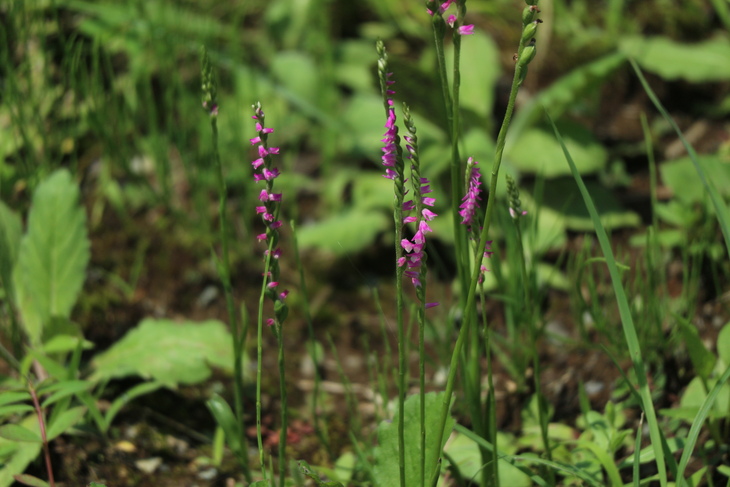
91 319 236 387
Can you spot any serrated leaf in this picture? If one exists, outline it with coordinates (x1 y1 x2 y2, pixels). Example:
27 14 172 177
13 169 90 345
297 210 389 255
0 425 41 443
373 392 454 487
0 201 22 304
508 121 608 177
46 406 86 441
91 319 235 387
620 35 730 82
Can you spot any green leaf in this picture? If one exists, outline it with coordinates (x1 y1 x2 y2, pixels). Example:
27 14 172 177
0 391 31 407
297 209 389 255
0 424 41 443
105 381 164 429
718 323 730 365
46 406 86 441
0 416 43 487
40 380 94 408
444 432 532 487
13 169 90 345
447 31 501 119
373 392 454 487
12 474 49 487
91 318 236 387
206 394 242 456
620 35 730 82
537 179 640 231
508 121 608 177
660 155 730 206
0 201 22 303
675 314 716 381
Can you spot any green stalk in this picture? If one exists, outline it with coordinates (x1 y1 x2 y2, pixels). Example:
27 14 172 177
205 69 251 481
276 324 288 487
256 245 273 479
429 37 529 487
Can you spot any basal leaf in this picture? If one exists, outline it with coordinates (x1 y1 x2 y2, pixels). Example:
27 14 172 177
0 201 22 303
373 392 454 487
620 35 730 82
660 155 730 206
91 319 235 387
14 169 90 345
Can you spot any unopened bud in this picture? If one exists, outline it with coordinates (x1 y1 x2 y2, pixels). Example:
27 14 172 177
521 20 542 42
522 4 540 24
518 40 537 67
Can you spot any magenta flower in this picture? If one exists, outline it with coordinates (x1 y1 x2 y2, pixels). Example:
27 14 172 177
427 0 453 16
399 177 437 289
458 24 475 35
380 73 399 180
251 102 288 326
459 157 482 226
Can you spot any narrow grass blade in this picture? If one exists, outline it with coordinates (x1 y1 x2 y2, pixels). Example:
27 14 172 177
675 363 730 487
547 113 668 487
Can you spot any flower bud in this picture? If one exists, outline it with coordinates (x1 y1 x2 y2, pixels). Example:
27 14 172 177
522 4 540 24
521 20 541 42
518 41 536 67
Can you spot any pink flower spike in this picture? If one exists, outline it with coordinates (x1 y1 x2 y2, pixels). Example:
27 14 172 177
270 193 282 202
422 208 437 221
458 24 475 35
250 136 262 145
422 197 436 207
252 158 264 169
256 233 267 241
255 206 267 214
270 220 283 229
267 281 279 289
447 14 456 27
259 190 269 201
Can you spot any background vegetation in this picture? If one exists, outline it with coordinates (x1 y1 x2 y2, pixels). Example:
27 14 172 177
1 0 729 485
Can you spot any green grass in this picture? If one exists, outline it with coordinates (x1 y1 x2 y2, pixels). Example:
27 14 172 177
1 1 730 486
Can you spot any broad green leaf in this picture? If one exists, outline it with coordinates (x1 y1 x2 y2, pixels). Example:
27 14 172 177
620 35 730 82
0 425 41 443
447 31 501 119
0 201 21 303
373 392 454 487
536 179 640 231
46 406 86 441
660 155 730 206
0 405 34 416
297 210 389 255
444 432 532 487
678 376 730 415
13 169 90 345
91 319 236 387
0 416 42 487
507 121 608 177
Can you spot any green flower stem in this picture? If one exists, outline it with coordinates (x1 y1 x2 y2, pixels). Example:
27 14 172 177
256 239 275 479
515 220 554 483
430 13 470 308
276 324 288 487
210 114 251 482
429 47 528 487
